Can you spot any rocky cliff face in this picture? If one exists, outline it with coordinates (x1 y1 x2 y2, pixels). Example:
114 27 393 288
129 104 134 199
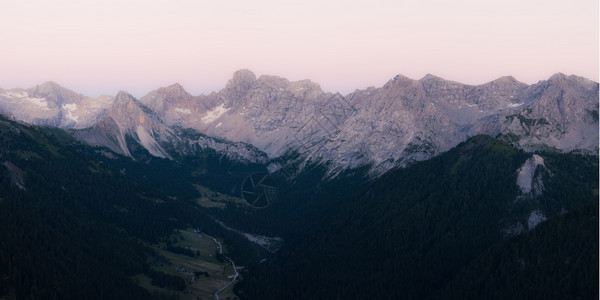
500 74 599 152
1 71 597 177
72 90 266 163
72 91 175 158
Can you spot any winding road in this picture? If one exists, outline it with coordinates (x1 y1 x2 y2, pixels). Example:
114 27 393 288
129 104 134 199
203 233 239 300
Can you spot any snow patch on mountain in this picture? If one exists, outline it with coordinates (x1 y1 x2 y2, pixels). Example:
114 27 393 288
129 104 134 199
507 102 524 108
201 104 228 123
2 92 50 110
1 91 28 98
2 91 50 110
175 107 191 114
27 97 50 109
63 103 79 122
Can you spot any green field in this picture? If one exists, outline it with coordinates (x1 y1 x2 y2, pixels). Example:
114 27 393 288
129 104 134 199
195 184 248 210
136 228 240 299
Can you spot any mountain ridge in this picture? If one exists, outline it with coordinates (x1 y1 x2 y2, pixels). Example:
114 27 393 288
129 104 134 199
1 71 595 99
0 71 597 177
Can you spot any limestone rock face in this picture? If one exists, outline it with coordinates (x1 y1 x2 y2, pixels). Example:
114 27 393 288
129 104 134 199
73 90 266 163
73 91 174 158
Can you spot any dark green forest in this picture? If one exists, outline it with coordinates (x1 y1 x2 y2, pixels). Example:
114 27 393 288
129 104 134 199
446 202 598 299
0 115 597 299
0 116 265 299
236 136 599 299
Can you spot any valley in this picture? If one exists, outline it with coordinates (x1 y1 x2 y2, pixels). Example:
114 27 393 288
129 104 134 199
0 71 597 299
134 228 240 300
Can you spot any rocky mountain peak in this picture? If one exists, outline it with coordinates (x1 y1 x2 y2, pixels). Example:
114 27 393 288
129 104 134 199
112 91 143 117
417 75 467 105
419 74 463 86
28 81 82 106
164 82 187 93
379 74 419 96
545 73 599 91
35 81 63 93
222 69 257 103
110 92 143 125
490 76 521 85
548 72 568 82
141 83 192 102
387 74 413 84
420 74 443 81
153 83 192 102
229 69 257 86
255 75 291 90
253 75 324 100
290 79 323 96
115 90 137 103
138 83 200 126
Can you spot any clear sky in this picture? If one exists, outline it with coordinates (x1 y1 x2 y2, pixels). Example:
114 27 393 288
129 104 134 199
1 0 598 97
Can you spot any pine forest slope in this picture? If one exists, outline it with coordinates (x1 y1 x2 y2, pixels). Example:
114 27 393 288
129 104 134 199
237 135 599 299
0 116 269 299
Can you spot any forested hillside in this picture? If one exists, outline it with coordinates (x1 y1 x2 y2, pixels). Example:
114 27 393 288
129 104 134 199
445 202 598 299
237 135 599 299
1 114 597 299
0 116 263 299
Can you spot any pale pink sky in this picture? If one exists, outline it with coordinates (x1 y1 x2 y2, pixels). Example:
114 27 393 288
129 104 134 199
1 0 598 97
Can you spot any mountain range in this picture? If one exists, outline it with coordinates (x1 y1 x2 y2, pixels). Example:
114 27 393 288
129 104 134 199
0 71 598 299
0 71 597 177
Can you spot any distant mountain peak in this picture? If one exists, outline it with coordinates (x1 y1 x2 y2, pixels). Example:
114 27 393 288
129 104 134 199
26 81 83 108
231 69 257 84
30 81 78 98
382 74 414 89
255 75 323 95
223 69 258 101
157 83 191 97
420 74 443 81
256 74 289 86
391 74 412 82
39 81 61 88
543 73 600 90
549 72 567 80
166 82 185 90
115 90 137 103
491 75 519 83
